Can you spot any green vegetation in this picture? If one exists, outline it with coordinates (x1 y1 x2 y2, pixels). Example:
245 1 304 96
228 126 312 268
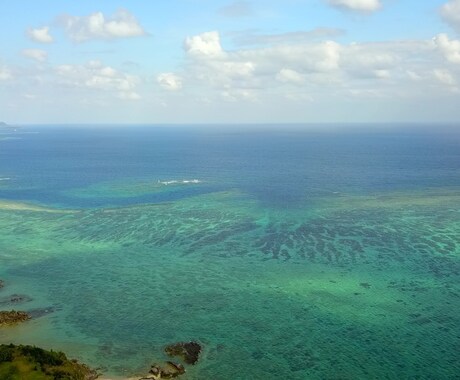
0 344 98 380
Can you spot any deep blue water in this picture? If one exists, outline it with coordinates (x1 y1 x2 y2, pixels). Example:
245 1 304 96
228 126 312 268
1 124 459 208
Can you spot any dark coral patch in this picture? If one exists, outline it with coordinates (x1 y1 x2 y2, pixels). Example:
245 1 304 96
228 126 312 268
164 341 202 365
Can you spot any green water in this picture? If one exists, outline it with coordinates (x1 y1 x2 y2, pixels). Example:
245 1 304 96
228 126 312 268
0 187 459 379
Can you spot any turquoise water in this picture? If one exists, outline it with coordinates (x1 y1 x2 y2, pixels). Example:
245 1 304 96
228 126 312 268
0 125 459 379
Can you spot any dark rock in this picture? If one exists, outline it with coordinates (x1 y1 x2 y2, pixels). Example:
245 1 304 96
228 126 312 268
0 294 33 306
166 361 185 374
149 365 161 376
0 279 4 289
0 310 31 326
164 341 202 365
147 361 185 379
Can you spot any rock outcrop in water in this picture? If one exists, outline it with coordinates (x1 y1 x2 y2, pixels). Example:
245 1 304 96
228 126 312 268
0 279 54 326
164 341 202 365
0 310 31 326
139 361 186 379
137 342 202 379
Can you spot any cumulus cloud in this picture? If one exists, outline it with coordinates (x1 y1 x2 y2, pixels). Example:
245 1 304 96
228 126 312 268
27 26 53 43
59 9 146 42
434 33 460 63
22 49 48 62
157 73 183 91
440 0 460 33
178 30 459 105
184 31 224 58
327 0 381 12
56 60 141 99
341 43 398 78
183 31 260 98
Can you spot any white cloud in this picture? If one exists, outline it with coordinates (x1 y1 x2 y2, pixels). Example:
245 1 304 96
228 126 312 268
157 73 183 91
184 31 224 58
22 49 48 62
440 0 460 33
221 89 258 102
56 60 141 99
341 43 398 78
327 0 381 12
373 69 390 79
4 26 460 123
434 33 460 63
0 66 12 81
276 68 305 84
118 91 141 100
27 26 54 43
60 9 146 42
178 30 459 107
434 68 456 86
406 70 422 81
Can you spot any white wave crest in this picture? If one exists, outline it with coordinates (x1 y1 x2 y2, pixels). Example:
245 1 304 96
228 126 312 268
158 179 201 186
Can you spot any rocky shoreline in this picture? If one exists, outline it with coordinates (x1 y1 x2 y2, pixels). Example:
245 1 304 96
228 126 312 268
0 344 99 380
136 341 202 380
0 279 202 379
0 279 33 327
0 310 31 326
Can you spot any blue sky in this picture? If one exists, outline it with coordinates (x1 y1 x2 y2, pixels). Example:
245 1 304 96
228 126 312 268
1 0 460 123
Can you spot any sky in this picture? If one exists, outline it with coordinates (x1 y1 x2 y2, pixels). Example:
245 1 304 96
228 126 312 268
1 0 460 124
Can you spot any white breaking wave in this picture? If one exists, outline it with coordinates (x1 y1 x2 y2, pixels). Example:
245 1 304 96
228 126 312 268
158 179 201 186
0 177 11 181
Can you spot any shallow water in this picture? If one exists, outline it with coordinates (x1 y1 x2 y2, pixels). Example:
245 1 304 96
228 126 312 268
0 125 459 379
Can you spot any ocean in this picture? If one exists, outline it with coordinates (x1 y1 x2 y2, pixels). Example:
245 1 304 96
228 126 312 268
0 124 459 379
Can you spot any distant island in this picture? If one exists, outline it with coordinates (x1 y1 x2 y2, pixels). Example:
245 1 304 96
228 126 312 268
0 122 19 129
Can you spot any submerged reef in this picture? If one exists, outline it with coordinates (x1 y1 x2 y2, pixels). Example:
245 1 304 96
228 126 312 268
0 294 33 307
0 344 99 380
